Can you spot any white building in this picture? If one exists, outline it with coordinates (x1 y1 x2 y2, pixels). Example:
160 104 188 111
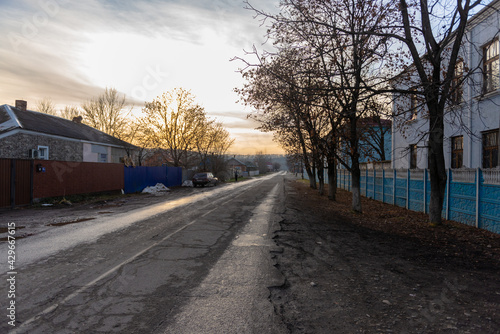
392 0 500 170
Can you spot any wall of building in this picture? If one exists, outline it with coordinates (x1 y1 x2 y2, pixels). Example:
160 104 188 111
0 132 83 161
82 143 129 163
392 5 500 170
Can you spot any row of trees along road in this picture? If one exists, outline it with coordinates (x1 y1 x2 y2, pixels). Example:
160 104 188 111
35 87 234 173
235 0 483 225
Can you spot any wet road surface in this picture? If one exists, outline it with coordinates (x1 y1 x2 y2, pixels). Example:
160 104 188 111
1 173 287 333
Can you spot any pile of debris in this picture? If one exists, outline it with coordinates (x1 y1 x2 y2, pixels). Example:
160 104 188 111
142 183 170 194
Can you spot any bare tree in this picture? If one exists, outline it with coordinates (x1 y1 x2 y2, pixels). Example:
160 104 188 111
119 118 152 166
36 97 57 115
236 48 325 190
59 105 81 120
81 87 131 139
254 151 270 174
141 88 207 168
241 0 395 211
194 120 235 173
387 0 483 225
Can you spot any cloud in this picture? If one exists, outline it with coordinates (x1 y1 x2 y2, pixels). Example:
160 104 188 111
0 0 283 154
0 0 272 103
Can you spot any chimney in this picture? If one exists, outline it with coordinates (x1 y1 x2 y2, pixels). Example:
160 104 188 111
72 116 83 124
15 100 27 111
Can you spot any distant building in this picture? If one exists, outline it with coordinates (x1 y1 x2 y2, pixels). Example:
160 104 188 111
358 116 392 164
226 157 247 173
142 149 176 167
338 116 392 169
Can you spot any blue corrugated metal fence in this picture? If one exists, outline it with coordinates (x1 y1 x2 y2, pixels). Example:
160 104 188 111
124 166 183 194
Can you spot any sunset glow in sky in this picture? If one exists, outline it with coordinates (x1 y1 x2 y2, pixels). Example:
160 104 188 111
0 0 283 155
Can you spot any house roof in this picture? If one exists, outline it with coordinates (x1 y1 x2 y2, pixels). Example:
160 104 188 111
227 157 247 166
0 104 133 148
244 161 257 168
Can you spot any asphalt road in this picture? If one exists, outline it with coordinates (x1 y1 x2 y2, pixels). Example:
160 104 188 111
1 173 288 334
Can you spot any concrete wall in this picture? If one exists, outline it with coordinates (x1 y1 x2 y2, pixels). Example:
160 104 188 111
337 168 500 234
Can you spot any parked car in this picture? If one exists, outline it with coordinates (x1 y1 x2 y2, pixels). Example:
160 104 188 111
192 172 218 187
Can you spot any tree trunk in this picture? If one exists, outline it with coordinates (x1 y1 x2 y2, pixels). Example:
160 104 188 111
309 160 317 189
327 158 337 201
318 164 325 196
379 130 386 161
303 163 315 188
351 162 362 212
427 114 447 225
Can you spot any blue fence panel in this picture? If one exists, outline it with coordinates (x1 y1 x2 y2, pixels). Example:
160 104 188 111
375 174 384 201
124 166 182 194
425 178 431 214
395 177 407 208
409 179 424 212
383 175 394 204
165 167 183 188
366 174 374 198
124 166 166 194
449 181 476 227
480 183 500 233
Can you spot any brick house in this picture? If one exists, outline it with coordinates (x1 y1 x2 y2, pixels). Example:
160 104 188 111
0 100 136 163
226 157 247 173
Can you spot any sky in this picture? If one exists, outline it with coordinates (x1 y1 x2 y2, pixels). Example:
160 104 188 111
0 0 284 155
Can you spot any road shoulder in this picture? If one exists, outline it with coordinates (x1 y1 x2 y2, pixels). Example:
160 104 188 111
269 177 500 333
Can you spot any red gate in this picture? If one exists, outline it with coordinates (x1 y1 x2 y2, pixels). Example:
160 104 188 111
0 159 33 208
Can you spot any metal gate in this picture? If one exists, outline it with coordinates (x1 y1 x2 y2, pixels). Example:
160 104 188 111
0 159 33 208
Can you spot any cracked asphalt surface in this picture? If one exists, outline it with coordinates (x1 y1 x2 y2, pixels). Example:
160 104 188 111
1 172 499 333
1 173 287 333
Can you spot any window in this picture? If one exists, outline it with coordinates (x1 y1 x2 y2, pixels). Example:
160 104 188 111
451 60 464 104
409 144 417 169
37 145 49 160
451 136 463 168
483 39 499 94
482 130 498 168
99 153 108 163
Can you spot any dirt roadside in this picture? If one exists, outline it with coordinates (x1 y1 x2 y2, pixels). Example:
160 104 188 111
270 176 500 333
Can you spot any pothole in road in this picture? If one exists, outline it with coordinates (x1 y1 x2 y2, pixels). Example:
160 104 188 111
0 226 28 241
47 217 95 227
